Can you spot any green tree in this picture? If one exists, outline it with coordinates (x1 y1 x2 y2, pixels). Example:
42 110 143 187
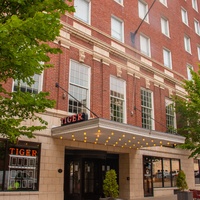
176 170 188 191
0 0 75 142
174 66 200 157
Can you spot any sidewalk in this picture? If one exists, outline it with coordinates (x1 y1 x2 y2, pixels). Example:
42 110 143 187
133 194 177 200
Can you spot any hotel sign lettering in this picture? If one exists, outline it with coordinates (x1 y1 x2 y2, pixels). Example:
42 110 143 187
61 113 88 126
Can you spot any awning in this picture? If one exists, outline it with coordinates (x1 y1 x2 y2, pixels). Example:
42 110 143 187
51 118 185 149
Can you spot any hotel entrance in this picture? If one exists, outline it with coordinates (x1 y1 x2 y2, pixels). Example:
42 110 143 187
64 149 119 200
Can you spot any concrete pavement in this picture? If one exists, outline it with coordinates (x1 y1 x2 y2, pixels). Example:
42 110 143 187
133 194 177 200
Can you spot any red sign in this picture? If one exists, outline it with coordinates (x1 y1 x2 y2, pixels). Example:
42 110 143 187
61 113 88 126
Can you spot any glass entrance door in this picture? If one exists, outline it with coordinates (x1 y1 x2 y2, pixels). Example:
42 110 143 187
143 156 153 197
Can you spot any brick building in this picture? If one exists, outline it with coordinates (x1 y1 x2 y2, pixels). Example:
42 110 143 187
1 0 200 200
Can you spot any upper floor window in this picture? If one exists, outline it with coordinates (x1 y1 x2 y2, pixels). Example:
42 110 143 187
161 17 170 37
111 16 124 42
159 0 167 6
181 8 188 26
163 48 172 69
114 0 123 5
74 0 90 24
68 60 90 114
184 35 191 53
138 0 149 22
192 0 198 12
110 76 126 123
140 34 151 57
187 64 193 80
141 89 154 130
13 74 42 94
165 99 176 133
197 45 200 60
194 19 200 35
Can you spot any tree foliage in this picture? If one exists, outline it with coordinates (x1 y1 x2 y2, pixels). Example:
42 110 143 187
176 170 188 191
0 0 75 142
174 66 200 158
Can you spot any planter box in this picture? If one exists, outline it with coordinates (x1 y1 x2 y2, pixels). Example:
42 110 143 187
177 191 193 200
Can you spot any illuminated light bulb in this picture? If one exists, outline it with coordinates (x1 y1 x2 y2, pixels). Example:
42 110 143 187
60 136 63 140
151 140 154 142
106 140 108 143
104 143 107 145
108 136 111 139
160 145 163 147
154 144 156 146
133 136 135 139
125 143 127 146
128 140 131 143
116 142 118 144
84 132 86 135
143 138 145 141
137 148 139 150
146 143 148 145
141 145 143 148
122 134 125 137
167 142 170 145
73 138 76 141
113 144 116 146
119 138 121 141
129 147 132 149
97 134 100 138
111 132 114 135
98 129 101 133
96 138 98 141
84 140 87 143
160 141 162 144
72 134 74 138
94 142 97 144
133 144 135 146
138 141 140 144
174 144 177 146
84 136 87 140
122 146 124 148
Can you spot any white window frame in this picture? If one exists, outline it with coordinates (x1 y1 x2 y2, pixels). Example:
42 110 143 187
197 45 200 60
138 0 149 23
184 35 191 53
141 88 154 130
181 8 188 26
165 98 176 133
114 0 123 5
68 60 91 115
187 64 193 80
192 0 198 12
163 48 172 69
74 0 91 24
161 17 170 37
159 0 167 7
140 34 151 57
111 16 124 42
110 76 126 123
13 73 43 94
194 19 200 35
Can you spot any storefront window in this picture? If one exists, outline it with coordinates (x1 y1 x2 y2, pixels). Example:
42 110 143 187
144 156 180 188
194 159 200 184
0 139 40 191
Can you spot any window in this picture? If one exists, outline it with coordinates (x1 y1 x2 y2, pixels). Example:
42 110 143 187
187 64 193 80
194 159 200 184
144 156 180 188
194 19 200 35
114 0 123 5
68 60 90 114
13 74 42 94
138 0 149 22
141 89 154 130
110 76 126 123
140 34 151 57
0 139 41 191
159 0 167 6
161 17 170 37
74 0 90 24
184 35 191 53
181 8 188 25
192 0 198 12
165 99 175 133
163 48 172 68
197 46 200 60
111 16 124 42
